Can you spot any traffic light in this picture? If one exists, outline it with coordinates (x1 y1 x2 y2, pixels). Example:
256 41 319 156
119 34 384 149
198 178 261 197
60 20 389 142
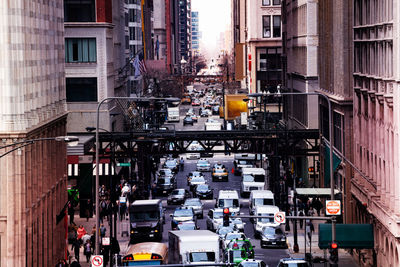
223 208 230 227
329 242 339 266
308 166 315 172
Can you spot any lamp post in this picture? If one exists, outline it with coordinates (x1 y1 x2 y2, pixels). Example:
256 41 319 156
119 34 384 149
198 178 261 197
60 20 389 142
248 88 336 256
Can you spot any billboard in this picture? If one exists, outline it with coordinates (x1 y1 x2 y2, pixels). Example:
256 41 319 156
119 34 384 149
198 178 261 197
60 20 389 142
224 94 248 121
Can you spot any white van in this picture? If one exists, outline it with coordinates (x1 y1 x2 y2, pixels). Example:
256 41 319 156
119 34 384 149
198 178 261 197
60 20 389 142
249 190 275 215
216 190 240 215
240 168 266 197
253 205 280 238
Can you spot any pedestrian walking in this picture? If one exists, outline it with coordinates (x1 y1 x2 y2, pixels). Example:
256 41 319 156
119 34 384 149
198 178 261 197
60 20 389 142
179 157 184 171
100 199 107 224
313 198 323 216
299 210 305 229
100 223 107 238
72 238 81 263
85 199 91 222
84 240 92 263
68 202 75 225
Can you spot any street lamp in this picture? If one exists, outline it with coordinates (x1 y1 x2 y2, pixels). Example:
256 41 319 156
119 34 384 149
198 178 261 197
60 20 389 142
0 136 79 158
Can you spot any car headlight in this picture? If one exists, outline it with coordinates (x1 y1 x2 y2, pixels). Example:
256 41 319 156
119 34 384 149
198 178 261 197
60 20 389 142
281 237 286 241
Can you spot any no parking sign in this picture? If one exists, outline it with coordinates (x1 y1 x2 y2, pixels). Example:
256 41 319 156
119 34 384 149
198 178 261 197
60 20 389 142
91 255 103 267
274 211 286 224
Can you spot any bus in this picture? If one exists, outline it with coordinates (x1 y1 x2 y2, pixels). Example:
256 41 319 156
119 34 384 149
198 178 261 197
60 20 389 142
122 242 168 266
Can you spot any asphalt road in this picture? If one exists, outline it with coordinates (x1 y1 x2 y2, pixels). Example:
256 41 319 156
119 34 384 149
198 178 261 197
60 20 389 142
152 99 290 266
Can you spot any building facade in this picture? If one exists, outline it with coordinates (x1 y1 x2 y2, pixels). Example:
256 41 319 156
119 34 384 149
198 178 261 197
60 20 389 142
191 11 200 56
154 0 167 61
317 0 354 222
64 0 128 133
0 1 68 266
282 0 319 129
178 0 192 62
351 0 400 265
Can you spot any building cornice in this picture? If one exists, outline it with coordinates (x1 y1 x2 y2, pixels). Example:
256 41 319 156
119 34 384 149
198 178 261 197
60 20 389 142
288 72 318 81
315 88 353 105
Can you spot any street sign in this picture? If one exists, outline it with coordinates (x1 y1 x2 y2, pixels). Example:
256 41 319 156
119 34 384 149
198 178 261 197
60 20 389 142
117 162 131 167
326 200 341 215
91 255 103 267
274 211 286 224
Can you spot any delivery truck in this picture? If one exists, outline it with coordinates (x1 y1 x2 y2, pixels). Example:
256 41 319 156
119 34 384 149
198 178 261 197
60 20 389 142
168 230 220 265
167 107 180 122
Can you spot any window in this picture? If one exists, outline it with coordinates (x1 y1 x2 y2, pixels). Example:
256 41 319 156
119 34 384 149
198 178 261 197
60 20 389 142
129 27 136 40
273 16 281 37
64 0 95 22
262 16 271 38
65 38 96 63
333 112 344 152
262 0 270 5
273 0 281 5
66 78 97 102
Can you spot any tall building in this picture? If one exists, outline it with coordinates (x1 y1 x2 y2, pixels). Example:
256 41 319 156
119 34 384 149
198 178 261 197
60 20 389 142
232 0 283 94
191 11 200 56
0 1 68 266
317 0 353 223
351 0 400 265
166 0 181 74
178 0 192 63
154 0 167 61
282 0 319 129
64 0 128 133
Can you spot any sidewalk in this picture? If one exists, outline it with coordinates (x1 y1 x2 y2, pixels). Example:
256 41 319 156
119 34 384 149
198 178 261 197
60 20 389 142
285 221 359 267
68 213 130 267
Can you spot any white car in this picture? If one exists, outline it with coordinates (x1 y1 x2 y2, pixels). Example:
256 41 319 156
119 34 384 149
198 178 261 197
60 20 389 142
196 158 211 171
221 232 247 249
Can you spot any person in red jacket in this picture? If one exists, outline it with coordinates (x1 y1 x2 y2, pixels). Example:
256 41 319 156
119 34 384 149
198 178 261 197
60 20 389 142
77 225 87 243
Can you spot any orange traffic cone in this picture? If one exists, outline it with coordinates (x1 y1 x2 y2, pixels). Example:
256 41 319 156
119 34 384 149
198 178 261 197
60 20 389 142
231 168 234 174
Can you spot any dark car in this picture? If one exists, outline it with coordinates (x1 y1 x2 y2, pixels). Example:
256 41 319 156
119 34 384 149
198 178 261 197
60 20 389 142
183 116 194 126
212 105 220 115
153 177 176 196
260 226 287 248
170 207 196 230
167 189 191 205
194 184 213 199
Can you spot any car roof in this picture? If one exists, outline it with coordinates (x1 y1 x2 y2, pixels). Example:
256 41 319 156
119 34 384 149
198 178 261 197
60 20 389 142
251 190 274 198
218 190 239 199
280 258 307 263
255 205 279 213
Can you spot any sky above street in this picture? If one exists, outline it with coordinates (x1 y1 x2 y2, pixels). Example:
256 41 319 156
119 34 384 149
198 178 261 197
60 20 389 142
192 0 231 59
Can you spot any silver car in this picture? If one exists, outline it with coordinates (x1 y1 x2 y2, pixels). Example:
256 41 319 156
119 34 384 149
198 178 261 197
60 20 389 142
196 158 211 172
183 198 204 219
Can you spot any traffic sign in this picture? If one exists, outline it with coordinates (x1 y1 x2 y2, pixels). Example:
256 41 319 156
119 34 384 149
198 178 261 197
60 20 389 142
274 211 286 224
91 255 103 267
117 162 131 167
326 200 341 215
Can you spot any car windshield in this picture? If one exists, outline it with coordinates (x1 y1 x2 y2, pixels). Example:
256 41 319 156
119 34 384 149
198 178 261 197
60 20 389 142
218 199 239 208
239 262 259 267
178 222 196 230
130 211 159 222
226 233 243 240
192 171 202 176
232 249 245 258
191 177 205 183
218 227 234 235
213 211 223 219
238 160 250 165
254 174 264 182
171 189 184 195
189 252 216 262
257 214 274 223
263 227 277 235
254 198 274 206
282 263 308 267
165 161 176 167
196 184 209 191
159 170 172 176
174 209 193 217
198 160 208 164
243 175 254 182
185 199 202 206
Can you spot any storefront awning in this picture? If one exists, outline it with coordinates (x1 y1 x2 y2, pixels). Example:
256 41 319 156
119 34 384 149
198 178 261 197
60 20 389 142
296 188 340 196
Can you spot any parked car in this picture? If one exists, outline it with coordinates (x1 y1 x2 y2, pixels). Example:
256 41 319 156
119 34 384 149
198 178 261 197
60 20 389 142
193 184 213 199
260 226 287 248
170 206 196 230
183 198 204 219
167 189 191 205
183 116 194 126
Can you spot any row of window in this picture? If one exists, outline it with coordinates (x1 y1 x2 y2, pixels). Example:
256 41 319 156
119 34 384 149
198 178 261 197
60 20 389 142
262 0 281 6
262 15 281 38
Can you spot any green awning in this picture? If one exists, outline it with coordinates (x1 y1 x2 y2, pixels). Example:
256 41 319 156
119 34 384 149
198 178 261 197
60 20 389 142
296 188 340 196
318 224 374 249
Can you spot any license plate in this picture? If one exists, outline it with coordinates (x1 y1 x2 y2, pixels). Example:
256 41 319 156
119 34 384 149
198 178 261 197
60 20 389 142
149 234 154 237
272 242 276 244
163 191 167 193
